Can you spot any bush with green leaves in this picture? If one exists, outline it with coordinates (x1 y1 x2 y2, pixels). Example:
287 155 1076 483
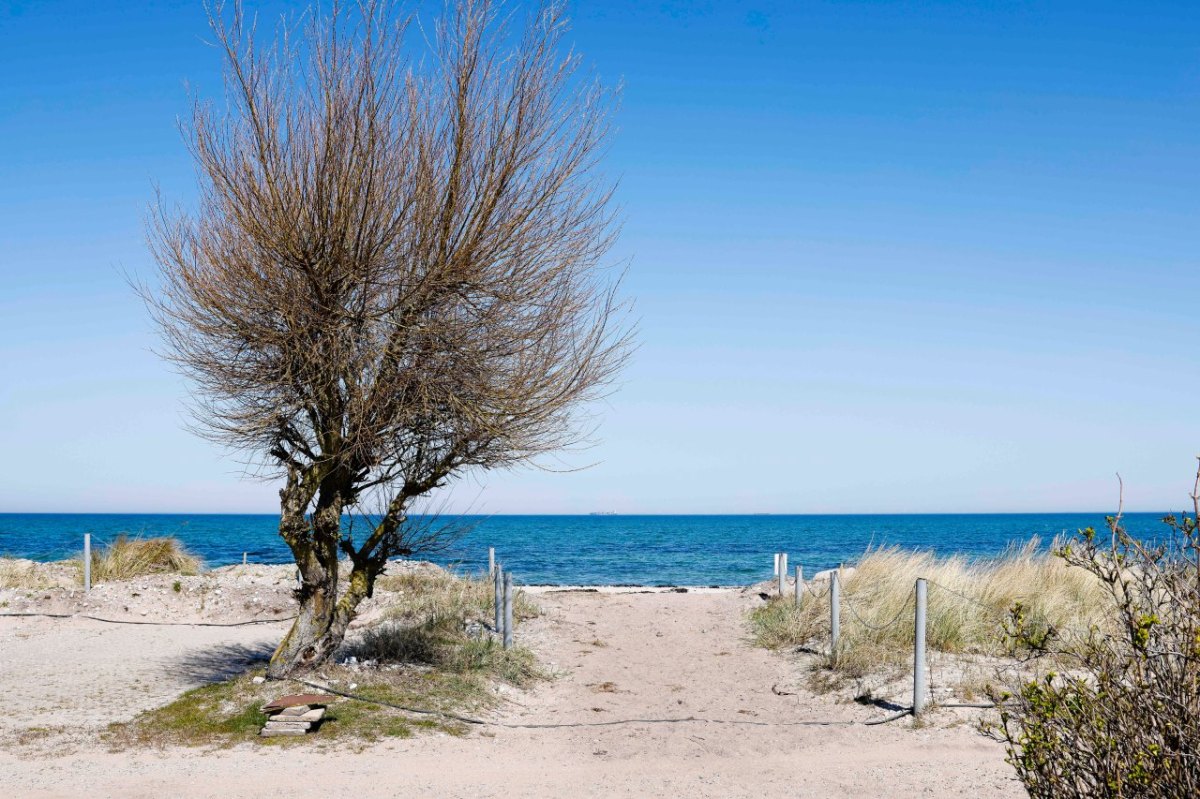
992 472 1200 798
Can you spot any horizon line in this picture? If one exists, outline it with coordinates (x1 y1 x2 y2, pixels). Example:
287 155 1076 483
0 509 1166 517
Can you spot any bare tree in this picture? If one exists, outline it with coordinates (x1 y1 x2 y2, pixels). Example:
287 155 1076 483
146 0 629 676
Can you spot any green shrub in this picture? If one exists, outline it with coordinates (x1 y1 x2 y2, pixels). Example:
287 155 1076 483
992 479 1200 798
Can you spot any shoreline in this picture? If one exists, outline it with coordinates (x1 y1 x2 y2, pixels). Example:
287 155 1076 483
0 553 851 596
1 555 772 590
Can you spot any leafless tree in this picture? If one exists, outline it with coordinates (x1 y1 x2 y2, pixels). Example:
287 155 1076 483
146 0 629 676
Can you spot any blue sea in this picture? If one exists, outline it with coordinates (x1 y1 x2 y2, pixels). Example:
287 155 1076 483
0 512 1173 586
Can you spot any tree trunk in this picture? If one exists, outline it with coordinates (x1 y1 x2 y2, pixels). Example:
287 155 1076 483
266 486 373 678
267 578 371 677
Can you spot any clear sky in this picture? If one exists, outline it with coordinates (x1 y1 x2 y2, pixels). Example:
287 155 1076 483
1 0 1198 514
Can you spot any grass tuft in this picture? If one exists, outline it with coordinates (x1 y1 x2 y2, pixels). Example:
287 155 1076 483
85 535 203 583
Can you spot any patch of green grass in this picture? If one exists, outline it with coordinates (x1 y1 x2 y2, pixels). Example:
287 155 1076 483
107 569 548 749
104 666 483 749
449 637 543 686
105 673 268 749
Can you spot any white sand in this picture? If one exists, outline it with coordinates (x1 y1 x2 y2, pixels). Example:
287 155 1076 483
0 576 1023 798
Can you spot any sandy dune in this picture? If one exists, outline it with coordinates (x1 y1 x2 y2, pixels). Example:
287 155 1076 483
0 586 1023 798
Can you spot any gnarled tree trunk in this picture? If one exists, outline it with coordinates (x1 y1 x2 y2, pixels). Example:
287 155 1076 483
267 561 372 677
266 481 374 677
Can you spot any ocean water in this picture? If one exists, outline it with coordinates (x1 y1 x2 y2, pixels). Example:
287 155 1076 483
0 512 1172 586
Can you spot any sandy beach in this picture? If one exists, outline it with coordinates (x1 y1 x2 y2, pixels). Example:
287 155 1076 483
0 568 1022 799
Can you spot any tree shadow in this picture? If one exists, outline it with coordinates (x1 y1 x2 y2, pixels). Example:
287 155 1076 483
164 641 276 684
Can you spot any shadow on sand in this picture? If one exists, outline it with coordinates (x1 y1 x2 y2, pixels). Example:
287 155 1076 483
165 641 276 684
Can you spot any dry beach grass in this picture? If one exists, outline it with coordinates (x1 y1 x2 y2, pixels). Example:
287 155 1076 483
749 539 1108 681
2 536 205 590
0 557 76 590
86 534 203 583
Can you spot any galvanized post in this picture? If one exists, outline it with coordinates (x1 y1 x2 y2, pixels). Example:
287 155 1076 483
83 533 91 593
488 547 495 577
794 565 803 606
773 552 780 577
778 553 788 596
914 578 928 717
830 569 840 661
243 552 248 566
494 565 504 633
503 572 514 650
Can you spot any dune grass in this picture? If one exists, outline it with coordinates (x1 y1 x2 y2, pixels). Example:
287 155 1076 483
749 539 1109 679
1 537 202 590
375 567 540 624
356 567 544 687
85 535 203 583
0 558 71 590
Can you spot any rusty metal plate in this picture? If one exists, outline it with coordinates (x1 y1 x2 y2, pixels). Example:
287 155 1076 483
261 693 337 713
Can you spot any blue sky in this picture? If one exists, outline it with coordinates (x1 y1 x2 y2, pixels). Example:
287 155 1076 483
1 0 1198 514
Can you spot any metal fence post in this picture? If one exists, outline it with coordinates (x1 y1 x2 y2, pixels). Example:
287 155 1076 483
494 565 504 633
503 572 514 650
794 565 803 606
83 533 91 593
488 547 495 577
773 552 780 577
830 569 840 661
778 553 788 596
914 578 928 716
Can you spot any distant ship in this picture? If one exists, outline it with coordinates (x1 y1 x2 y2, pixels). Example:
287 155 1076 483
589 511 617 516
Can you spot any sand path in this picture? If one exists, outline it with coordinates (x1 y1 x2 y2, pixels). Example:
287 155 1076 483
0 590 1024 798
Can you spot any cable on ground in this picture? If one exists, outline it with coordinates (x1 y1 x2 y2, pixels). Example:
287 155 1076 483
0 611 296 627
